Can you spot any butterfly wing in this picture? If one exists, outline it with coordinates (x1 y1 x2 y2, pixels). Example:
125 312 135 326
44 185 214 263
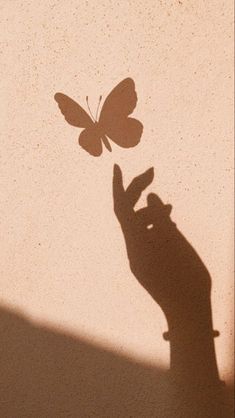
102 117 143 148
99 78 143 148
79 126 103 157
54 93 93 128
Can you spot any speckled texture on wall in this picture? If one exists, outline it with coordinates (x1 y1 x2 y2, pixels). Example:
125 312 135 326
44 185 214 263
0 1 234 417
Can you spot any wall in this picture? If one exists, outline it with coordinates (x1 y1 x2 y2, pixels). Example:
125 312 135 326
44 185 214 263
0 0 233 415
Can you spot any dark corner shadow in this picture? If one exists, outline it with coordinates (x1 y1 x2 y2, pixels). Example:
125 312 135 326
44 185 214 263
0 305 165 418
0 306 233 418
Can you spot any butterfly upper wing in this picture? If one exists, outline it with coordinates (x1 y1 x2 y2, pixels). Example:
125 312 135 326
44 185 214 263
99 78 137 120
99 78 143 148
79 126 103 157
54 93 93 128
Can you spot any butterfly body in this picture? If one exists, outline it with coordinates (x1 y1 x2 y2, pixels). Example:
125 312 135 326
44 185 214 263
54 78 143 156
89 122 107 142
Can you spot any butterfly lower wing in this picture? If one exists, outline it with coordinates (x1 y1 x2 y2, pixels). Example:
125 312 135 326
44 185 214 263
79 126 103 156
54 93 93 128
105 117 143 148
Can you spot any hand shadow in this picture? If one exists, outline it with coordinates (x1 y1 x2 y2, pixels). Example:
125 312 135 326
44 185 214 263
113 164 230 417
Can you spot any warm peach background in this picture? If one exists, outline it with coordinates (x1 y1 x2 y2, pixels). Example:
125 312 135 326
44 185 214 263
0 0 233 385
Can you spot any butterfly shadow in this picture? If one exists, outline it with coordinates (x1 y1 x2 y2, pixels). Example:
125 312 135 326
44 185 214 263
54 78 143 156
0 304 233 418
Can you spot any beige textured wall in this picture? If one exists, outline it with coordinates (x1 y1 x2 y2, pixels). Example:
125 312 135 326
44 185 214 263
0 0 233 395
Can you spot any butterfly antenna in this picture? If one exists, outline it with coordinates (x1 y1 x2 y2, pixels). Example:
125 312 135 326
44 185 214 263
95 95 102 121
86 96 96 122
